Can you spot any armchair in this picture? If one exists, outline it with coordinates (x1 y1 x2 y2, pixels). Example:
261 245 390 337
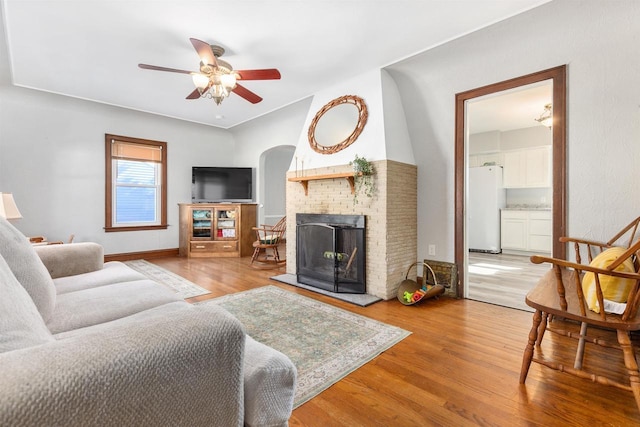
251 216 286 268
519 216 640 412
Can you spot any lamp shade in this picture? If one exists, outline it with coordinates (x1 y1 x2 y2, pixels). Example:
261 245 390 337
0 193 23 220
220 73 237 89
191 73 210 90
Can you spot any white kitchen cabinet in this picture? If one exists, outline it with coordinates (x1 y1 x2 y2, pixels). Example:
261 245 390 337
525 147 551 187
500 210 528 251
502 146 551 188
502 151 526 188
528 211 552 252
501 210 552 253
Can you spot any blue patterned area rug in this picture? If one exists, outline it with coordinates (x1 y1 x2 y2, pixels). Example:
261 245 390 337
124 260 211 299
200 285 410 408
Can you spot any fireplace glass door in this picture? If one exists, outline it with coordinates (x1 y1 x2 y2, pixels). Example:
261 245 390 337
296 214 365 293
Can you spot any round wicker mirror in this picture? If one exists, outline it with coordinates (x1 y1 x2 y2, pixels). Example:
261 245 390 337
308 95 368 155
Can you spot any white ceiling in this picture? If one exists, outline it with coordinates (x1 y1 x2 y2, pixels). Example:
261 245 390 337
468 81 553 134
2 0 550 129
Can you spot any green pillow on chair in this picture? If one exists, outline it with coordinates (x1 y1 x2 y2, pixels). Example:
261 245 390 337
260 235 279 245
581 246 636 313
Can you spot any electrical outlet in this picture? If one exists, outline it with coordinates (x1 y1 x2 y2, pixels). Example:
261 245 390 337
428 244 436 256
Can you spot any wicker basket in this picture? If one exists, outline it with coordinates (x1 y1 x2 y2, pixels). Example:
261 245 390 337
397 261 445 305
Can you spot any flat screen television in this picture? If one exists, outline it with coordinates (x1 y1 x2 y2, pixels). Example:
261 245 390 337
191 167 254 203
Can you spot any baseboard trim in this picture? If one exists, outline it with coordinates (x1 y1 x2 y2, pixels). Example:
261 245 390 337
104 248 179 262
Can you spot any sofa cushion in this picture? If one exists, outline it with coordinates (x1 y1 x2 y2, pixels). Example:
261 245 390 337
0 217 56 321
47 279 182 334
53 300 192 340
54 261 147 295
34 242 104 279
0 302 246 426
0 254 54 353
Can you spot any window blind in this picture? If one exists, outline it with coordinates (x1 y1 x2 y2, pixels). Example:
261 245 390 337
111 140 163 163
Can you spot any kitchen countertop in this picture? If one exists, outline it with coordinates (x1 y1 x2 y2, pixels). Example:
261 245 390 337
502 205 551 211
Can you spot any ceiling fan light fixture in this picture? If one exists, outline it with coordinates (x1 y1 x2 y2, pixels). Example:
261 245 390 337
193 70 236 104
192 73 210 91
534 103 553 128
220 73 237 90
210 83 229 105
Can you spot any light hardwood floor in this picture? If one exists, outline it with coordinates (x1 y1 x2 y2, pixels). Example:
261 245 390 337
467 252 549 312
148 255 640 426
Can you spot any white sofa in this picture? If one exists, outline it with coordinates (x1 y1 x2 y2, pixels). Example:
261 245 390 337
0 216 296 426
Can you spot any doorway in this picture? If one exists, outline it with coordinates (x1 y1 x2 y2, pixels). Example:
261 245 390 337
454 65 567 308
258 145 295 226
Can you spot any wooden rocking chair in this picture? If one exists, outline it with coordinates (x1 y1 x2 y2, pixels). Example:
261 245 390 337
519 215 640 411
250 216 286 268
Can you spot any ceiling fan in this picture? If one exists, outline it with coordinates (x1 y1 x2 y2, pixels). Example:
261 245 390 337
138 38 281 105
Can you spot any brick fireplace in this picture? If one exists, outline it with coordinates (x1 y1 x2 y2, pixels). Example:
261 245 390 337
285 160 417 300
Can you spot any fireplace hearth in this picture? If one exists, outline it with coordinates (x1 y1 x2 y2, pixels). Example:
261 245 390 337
296 213 366 293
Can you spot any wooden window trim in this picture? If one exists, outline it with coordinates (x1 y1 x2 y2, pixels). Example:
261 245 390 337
105 134 168 232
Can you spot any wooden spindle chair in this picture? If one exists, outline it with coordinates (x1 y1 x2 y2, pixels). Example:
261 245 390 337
250 216 286 269
542 215 640 367
520 215 640 412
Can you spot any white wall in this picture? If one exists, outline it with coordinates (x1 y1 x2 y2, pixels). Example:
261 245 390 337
470 127 551 154
0 87 235 254
500 126 551 151
230 98 311 221
231 98 312 167
469 131 501 154
385 0 640 261
381 69 415 165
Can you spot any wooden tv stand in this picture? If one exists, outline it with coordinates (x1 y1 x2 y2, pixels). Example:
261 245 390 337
178 203 257 258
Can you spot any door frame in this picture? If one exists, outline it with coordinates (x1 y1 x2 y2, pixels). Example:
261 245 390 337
454 65 567 298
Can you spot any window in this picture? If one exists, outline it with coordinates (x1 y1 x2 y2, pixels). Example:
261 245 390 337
105 134 167 232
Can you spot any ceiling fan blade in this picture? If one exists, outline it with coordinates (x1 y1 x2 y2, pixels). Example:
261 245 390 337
138 63 194 75
232 84 263 104
235 69 281 80
186 88 201 100
190 38 217 67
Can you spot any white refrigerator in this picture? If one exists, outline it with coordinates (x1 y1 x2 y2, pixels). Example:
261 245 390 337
468 165 506 253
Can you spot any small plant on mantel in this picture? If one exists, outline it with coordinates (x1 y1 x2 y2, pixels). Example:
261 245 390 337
350 154 375 204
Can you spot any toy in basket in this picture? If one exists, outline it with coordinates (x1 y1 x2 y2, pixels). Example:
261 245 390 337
397 261 445 305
